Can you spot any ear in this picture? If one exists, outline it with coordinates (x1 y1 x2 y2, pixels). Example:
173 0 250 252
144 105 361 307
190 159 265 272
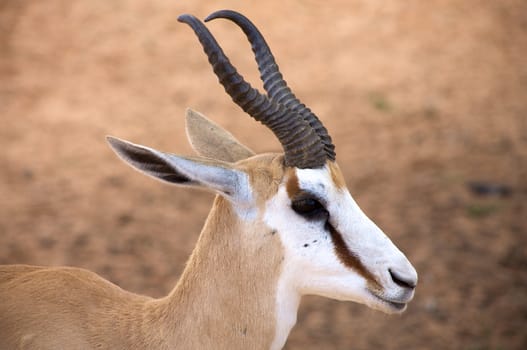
185 108 255 162
106 136 251 201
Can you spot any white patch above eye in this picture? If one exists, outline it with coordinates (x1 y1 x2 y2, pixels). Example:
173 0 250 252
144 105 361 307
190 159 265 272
295 166 337 200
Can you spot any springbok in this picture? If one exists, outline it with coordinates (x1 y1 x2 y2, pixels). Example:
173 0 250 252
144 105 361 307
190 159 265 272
0 10 417 350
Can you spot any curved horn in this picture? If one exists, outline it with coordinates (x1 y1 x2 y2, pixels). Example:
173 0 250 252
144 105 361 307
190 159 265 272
205 10 336 161
177 14 328 169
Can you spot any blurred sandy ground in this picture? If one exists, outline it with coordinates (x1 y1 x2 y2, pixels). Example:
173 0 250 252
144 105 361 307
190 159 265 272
1 1 526 349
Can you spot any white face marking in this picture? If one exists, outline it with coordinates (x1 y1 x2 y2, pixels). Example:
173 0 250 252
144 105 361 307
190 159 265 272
265 164 417 349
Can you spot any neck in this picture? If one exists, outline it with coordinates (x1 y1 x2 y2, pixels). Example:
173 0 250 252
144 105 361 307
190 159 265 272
151 196 297 349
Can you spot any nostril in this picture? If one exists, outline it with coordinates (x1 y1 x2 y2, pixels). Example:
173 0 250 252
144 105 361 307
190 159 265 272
389 268 417 289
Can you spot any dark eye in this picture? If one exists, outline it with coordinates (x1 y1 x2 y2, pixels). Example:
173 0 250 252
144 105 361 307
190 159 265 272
291 197 327 219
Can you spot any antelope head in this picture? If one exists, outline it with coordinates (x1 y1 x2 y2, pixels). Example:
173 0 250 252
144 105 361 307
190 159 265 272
107 10 417 348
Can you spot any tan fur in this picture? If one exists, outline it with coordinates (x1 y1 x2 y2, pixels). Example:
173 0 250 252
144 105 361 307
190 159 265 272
328 161 346 190
0 153 285 350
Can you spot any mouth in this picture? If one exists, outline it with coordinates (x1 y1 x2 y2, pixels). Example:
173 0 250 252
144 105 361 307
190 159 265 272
369 291 408 313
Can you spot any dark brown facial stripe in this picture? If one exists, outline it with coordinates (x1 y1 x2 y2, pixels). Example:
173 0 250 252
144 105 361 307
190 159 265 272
326 223 381 290
285 168 301 199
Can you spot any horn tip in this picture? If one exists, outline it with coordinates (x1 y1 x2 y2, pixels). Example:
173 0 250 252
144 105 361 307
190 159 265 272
205 9 238 22
204 11 221 22
177 14 193 24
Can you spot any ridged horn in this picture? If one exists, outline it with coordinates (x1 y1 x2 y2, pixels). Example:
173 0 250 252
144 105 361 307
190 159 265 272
178 14 328 168
205 10 336 161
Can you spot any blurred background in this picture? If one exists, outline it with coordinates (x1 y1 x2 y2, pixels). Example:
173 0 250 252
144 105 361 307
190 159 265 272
1 0 526 349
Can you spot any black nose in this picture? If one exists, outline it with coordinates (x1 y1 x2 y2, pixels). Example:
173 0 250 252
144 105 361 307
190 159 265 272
389 268 417 289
